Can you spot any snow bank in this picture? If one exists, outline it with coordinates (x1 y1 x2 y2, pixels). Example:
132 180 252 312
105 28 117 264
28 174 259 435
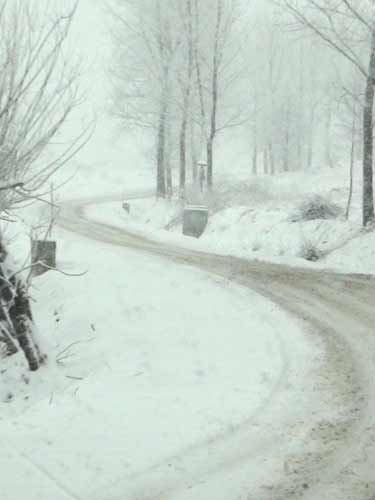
87 168 372 273
323 229 375 274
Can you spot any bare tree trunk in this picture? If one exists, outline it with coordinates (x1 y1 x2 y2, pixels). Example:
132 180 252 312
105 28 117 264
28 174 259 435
0 299 18 357
11 281 42 371
325 101 334 168
283 129 290 172
206 0 223 190
207 114 216 190
0 244 19 357
166 164 173 199
179 0 194 200
297 140 302 169
193 0 207 188
252 96 258 176
156 72 168 199
207 138 214 187
190 118 198 184
179 117 187 199
252 124 258 176
307 94 316 170
268 143 275 175
252 142 258 176
297 47 304 170
307 128 313 170
1 327 18 356
346 114 356 220
156 114 167 198
362 32 375 226
0 241 43 371
283 98 291 172
263 148 269 175
165 115 173 199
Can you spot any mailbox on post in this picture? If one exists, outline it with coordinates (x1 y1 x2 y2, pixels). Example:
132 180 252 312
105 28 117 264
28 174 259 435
31 240 57 277
183 205 209 238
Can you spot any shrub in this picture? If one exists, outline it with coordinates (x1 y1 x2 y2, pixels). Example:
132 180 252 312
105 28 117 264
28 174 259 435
300 241 322 262
291 195 341 222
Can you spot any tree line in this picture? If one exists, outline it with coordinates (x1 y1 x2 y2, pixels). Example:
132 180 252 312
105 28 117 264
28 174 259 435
110 0 245 198
109 0 369 217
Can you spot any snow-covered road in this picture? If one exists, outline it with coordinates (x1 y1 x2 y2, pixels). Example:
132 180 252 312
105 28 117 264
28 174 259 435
54 196 375 500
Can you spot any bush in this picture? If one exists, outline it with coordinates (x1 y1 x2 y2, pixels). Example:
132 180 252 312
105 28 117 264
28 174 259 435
300 241 322 262
291 195 341 222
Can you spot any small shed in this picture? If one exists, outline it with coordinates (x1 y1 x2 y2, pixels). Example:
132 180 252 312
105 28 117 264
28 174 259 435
183 205 209 238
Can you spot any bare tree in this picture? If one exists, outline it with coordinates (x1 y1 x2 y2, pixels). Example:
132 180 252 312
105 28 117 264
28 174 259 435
0 1 86 371
109 0 182 199
251 88 260 175
193 0 241 189
279 0 375 225
0 1 86 212
244 11 329 175
154 1 182 199
263 15 284 175
110 0 243 197
177 0 194 199
335 70 363 218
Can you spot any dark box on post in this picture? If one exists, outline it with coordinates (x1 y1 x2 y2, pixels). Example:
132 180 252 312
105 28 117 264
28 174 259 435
31 240 56 277
183 205 209 238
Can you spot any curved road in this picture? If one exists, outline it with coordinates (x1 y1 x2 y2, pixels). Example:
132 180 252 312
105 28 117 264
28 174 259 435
58 195 375 500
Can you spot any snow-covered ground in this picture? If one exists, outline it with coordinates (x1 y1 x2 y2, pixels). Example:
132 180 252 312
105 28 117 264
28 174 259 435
6 0 375 496
2 159 375 499
0 204 321 500
86 166 375 275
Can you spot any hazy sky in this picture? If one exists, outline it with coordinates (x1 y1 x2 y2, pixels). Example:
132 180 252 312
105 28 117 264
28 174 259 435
74 1 110 103
68 0 116 165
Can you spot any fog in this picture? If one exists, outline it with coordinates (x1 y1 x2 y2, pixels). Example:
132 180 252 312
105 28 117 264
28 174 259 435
2 2 375 500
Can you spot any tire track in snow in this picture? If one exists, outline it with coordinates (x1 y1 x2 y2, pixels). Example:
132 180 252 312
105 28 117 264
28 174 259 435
56 196 375 500
0 437 84 500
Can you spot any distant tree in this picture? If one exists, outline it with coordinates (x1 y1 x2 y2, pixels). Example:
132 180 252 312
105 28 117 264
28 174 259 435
245 12 326 175
336 70 363 218
109 0 182 199
177 0 194 199
193 0 242 189
110 0 243 196
280 0 375 226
